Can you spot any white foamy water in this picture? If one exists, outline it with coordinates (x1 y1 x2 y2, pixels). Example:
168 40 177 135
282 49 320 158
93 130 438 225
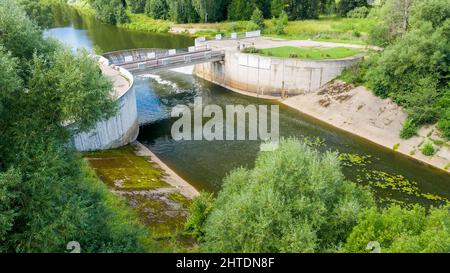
139 74 179 90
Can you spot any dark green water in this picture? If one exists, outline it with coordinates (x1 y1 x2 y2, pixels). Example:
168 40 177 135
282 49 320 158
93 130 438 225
46 7 450 207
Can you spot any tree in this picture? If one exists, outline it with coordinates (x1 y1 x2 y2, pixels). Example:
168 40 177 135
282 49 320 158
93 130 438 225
345 205 450 253
362 0 450 138
337 0 367 17
168 0 199 23
145 0 170 19
251 8 265 29
0 0 150 252
127 0 147 13
18 0 54 28
271 0 286 17
192 0 229 22
89 0 129 24
184 192 215 240
284 0 319 20
200 139 375 252
228 0 257 21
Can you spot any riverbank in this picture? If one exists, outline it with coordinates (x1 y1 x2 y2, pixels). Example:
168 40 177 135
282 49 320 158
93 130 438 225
64 1 372 45
194 74 449 173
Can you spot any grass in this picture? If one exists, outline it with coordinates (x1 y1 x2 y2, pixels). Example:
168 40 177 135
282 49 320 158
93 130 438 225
256 46 363 60
264 16 376 45
119 12 172 33
174 16 375 44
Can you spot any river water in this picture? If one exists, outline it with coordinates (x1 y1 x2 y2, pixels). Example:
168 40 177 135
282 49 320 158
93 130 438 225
45 6 450 207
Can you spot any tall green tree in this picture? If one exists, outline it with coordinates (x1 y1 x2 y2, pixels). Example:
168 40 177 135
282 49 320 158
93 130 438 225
271 0 286 17
228 0 257 20
0 0 149 252
145 0 170 19
192 0 229 22
199 139 374 252
168 0 199 23
127 0 147 13
337 0 367 17
89 0 129 24
284 0 319 20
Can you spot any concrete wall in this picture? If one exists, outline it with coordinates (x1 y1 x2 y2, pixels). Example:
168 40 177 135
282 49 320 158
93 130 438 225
72 66 139 152
194 50 363 96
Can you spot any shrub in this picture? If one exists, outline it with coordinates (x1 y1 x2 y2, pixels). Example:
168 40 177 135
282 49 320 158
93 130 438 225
347 6 369 18
241 47 259 53
251 8 265 30
421 141 436 156
438 108 450 139
400 119 418 139
345 205 450 253
200 139 375 253
185 192 215 241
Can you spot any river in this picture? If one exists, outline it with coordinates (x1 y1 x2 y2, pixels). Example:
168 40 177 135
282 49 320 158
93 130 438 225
45 6 450 207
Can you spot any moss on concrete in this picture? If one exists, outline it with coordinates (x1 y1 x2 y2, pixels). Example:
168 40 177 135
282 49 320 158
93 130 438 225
84 144 194 250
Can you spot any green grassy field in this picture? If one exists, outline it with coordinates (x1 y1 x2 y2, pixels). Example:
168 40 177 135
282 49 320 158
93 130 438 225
175 16 375 44
257 46 363 60
264 17 376 45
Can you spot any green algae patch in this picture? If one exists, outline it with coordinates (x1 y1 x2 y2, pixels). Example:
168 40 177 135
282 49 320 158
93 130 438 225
359 170 450 206
84 146 169 191
84 145 196 251
339 153 372 167
127 192 191 237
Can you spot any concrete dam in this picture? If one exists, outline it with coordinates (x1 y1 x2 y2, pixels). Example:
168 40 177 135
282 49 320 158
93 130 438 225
73 39 363 151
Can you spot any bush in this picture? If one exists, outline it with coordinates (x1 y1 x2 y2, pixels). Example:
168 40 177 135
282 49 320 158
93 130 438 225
251 8 265 30
345 205 450 253
347 6 369 18
200 139 375 253
400 119 418 139
184 192 215 241
421 141 436 156
337 0 367 17
241 47 259 53
438 108 450 138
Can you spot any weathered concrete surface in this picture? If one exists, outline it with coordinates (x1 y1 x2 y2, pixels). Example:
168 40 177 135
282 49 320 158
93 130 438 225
72 62 139 151
194 38 363 96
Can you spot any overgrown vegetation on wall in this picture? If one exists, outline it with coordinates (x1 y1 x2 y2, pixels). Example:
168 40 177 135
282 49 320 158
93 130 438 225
0 0 153 252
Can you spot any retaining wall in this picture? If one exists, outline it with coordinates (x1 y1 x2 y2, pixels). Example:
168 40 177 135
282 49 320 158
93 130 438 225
72 64 139 152
194 50 363 96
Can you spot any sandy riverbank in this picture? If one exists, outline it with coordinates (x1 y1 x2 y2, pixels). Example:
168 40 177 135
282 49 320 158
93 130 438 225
194 70 449 173
283 82 450 173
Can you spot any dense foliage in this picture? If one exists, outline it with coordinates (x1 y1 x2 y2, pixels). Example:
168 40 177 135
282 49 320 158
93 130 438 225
0 0 150 252
337 0 367 17
345 205 450 253
86 0 323 24
185 139 450 253
344 0 450 139
89 0 129 24
192 139 375 252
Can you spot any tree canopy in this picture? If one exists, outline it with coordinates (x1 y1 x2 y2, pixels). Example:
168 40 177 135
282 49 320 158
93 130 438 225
196 139 375 252
0 0 150 252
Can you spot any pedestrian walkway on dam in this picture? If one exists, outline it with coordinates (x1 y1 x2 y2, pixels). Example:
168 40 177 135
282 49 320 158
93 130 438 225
99 61 131 98
103 46 225 75
201 36 378 52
